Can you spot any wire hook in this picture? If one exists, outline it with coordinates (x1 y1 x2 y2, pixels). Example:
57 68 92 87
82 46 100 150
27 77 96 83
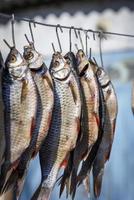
98 30 104 68
29 21 36 44
56 24 63 53
85 30 90 57
78 29 84 51
69 26 78 52
11 14 16 48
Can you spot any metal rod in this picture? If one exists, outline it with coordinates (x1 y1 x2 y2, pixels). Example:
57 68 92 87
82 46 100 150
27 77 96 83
0 12 134 38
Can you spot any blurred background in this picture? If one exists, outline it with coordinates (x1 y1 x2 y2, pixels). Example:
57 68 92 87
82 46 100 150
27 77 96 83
0 0 134 200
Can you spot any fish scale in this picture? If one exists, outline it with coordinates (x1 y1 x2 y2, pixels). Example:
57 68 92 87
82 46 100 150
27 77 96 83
31 67 54 155
2 69 37 164
0 48 38 194
31 53 81 200
92 67 118 198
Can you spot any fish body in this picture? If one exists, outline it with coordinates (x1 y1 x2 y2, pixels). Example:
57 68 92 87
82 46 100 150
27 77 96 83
68 50 99 198
92 67 118 197
76 50 99 151
32 52 81 200
0 47 37 192
2 45 54 197
23 45 54 155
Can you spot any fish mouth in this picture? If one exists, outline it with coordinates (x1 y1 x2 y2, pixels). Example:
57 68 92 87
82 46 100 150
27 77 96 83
51 67 71 81
9 65 28 80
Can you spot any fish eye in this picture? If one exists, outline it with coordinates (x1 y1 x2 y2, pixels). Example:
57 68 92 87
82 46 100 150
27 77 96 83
54 61 60 67
24 52 34 60
97 69 102 76
10 55 17 63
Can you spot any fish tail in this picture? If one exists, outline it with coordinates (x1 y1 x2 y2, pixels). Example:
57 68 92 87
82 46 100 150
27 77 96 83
0 163 10 193
93 172 103 198
31 184 52 200
1 168 18 194
70 167 78 199
31 182 42 200
83 175 90 197
59 151 74 198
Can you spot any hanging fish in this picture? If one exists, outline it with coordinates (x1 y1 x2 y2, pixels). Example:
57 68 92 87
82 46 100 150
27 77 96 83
92 66 118 198
68 50 100 198
2 44 54 198
23 43 54 155
77 61 105 185
31 51 81 200
59 51 82 197
0 51 5 172
0 46 37 193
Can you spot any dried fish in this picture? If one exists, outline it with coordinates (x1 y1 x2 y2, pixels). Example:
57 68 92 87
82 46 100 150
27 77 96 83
0 47 37 193
92 66 118 198
31 52 81 200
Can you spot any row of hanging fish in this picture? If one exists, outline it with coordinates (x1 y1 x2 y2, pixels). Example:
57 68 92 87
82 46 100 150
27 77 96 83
0 33 118 200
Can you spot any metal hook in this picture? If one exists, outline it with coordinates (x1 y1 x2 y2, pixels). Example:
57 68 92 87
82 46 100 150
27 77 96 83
3 39 12 49
78 29 84 51
29 21 35 44
28 21 36 49
85 30 90 57
51 42 56 53
11 14 16 48
56 24 63 53
69 26 78 52
98 31 104 68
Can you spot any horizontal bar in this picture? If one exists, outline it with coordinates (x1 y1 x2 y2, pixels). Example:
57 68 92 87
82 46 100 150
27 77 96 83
0 12 134 38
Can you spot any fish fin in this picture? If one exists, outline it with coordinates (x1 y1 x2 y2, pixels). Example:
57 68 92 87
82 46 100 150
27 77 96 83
83 175 90 197
93 171 103 198
94 112 100 127
60 159 68 169
30 117 36 138
1 168 18 194
77 138 100 186
0 162 10 194
59 151 74 198
70 168 77 199
32 185 52 200
31 182 42 200
68 81 78 105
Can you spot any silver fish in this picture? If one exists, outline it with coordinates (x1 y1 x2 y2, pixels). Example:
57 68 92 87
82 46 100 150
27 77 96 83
23 44 54 155
0 47 37 193
68 50 100 198
92 66 118 198
2 44 54 198
31 52 81 200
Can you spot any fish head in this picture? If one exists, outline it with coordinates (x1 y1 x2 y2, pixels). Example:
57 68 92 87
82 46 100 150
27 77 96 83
50 52 71 81
76 49 86 65
5 47 27 79
64 52 77 70
51 52 66 71
76 50 89 75
23 44 43 69
96 67 110 86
